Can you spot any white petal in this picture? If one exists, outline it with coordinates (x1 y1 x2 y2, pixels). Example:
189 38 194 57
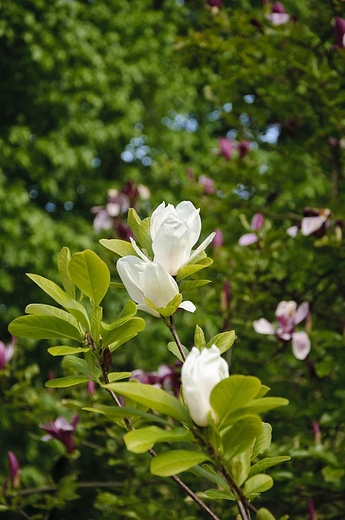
292 332 311 360
129 237 151 262
294 301 309 325
253 318 276 335
137 303 160 317
116 256 146 304
152 216 191 275
179 300 196 313
301 216 325 236
286 225 299 237
141 262 179 307
183 232 216 267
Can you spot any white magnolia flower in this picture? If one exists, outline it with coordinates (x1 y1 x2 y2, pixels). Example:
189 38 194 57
181 345 229 427
147 201 215 276
117 256 196 317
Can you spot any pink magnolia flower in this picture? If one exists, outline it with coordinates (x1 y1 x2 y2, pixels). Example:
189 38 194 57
334 17 345 49
266 2 290 26
238 213 265 246
7 452 20 488
131 363 181 397
219 138 235 161
199 175 216 194
0 340 15 370
287 207 343 238
40 415 79 453
253 300 311 360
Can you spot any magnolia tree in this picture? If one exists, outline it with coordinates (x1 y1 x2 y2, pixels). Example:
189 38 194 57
8 201 290 520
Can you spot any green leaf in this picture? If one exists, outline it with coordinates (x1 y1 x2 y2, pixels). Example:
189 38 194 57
206 330 236 354
104 382 192 425
230 398 289 422
178 279 211 292
91 305 102 346
194 325 206 349
137 217 153 255
62 355 100 378
191 465 228 488
205 489 235 501
150 450 210 477
210 375 262 426
124 426 193 453
127 207 142 238
243 474 273 497
48 346 91 356
45 375 91 388
108 371 132 382
58 247 75 297
222 416 263 461
251 423 272 460
25 304 79 328
69 250 110 305
9 315 82 341
226 449 251 487
167 341 189 362
101 317 146 350
26 273 89 329
249 456 291 476
257 508 276 520
176 258 213 281
256 385 271 398
100 238 137 257
83 405 171 426
117 300 137 322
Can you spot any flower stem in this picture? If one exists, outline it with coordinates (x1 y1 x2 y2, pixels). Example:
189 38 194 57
167 314 187 361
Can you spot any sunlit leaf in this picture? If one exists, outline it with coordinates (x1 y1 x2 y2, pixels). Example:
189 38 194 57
222 416 262 461
45 376 91 388
69 250 110 305
243 474 273 497
124 426 193 453
206 330 236 353
48 346 91 356
150 450 210 477
249 456 291 476
9 314 82 341
100 238 137 257
58 246 75 297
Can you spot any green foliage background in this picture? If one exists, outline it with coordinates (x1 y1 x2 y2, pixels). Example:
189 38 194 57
1 0 344 519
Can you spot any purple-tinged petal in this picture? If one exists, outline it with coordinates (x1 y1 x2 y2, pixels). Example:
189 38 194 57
219 138 235 161
8 452 20 487
238 233 258 246
301 216 325 236
267 12 290 25
292 332 311 360
213 228 223 247
286 225 299 237
251 213 264 231
253 318 276 335
238 140 251 159
272 2 286 13
334 17 345 49
294 301 309 325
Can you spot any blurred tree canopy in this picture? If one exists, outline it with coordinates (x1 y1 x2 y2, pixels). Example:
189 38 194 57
1 0 345 518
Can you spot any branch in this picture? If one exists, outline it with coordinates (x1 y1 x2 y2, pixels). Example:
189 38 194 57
167 314 187 361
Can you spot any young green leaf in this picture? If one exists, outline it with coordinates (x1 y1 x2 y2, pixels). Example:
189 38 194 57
48 346 91 356
206 330 236 353
9 315 82 341
25 304 79 328
210 375 262 426
69 250 110 305
194 325 206 350
205 489 235 501
101 317 146 350
45 375 91 388
137 217 153 256
58 247 75 297
222 416 263 461
100 238 137 257
124 426 193 453
251 423 272 460
243 474 273 497
26 274 90 329
150 450 210 477
167 341 189 362
62 355 100 378
176 258 213 281
257 508 276 520
249 456 291 477
178 279 211 292
104 382 192 425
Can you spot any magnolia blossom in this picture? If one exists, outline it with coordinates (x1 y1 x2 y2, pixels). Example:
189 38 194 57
117 256 195 317
40 415 79 453
238 213 265 246
7 452 20 488
0 340 15 370
181 345 229 427
266 2 290 25
334 17 345 49
253 301 311 360
287 207 343 239
146 201 215 276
